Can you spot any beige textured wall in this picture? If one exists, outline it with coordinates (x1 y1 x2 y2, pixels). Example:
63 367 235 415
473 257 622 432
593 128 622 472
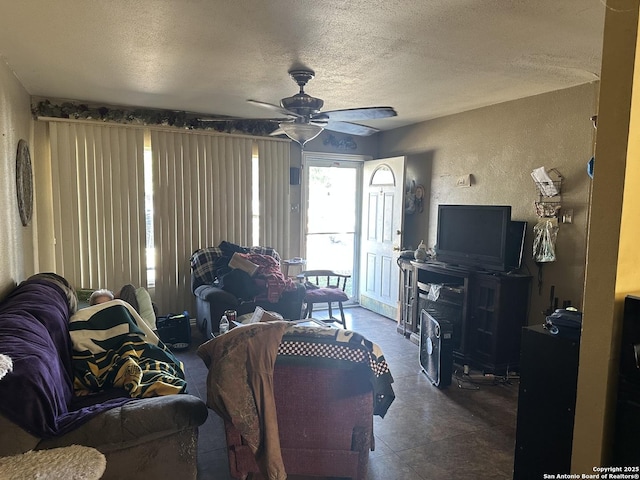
0 59 32 298
379 83 598 326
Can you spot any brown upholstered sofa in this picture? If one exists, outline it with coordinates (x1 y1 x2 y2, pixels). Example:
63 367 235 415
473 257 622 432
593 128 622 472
0 273 208 480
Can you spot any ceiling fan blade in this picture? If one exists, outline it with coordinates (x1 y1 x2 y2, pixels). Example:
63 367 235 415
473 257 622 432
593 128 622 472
320 107 397 122
269 127 286 136
247 99 302 119
322 120 380 136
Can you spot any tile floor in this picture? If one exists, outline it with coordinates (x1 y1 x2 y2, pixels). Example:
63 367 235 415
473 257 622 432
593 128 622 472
175 307 519 480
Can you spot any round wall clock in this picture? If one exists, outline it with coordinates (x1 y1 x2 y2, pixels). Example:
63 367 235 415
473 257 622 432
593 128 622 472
16 139 33 226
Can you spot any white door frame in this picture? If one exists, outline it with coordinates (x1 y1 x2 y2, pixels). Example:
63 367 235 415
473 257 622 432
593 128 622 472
301 151 370 301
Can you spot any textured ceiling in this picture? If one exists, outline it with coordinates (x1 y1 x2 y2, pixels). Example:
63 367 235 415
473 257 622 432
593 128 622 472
0 0 606 131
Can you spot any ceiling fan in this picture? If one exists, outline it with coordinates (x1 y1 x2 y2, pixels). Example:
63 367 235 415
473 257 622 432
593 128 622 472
226 69 397 146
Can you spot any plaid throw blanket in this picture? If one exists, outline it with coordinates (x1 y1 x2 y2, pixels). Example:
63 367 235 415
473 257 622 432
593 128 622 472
278 325 395 417
190 245 280 291
69 300 187 398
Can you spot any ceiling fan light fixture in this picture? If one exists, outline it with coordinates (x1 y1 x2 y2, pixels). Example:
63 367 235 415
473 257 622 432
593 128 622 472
279 122 324 146
248 68 398 139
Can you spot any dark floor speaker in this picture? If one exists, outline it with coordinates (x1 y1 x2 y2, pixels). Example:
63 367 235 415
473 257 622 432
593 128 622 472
513 325 580 479
419 309 453 388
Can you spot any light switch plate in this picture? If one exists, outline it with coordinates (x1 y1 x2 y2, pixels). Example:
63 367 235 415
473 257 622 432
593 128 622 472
456 174 472 187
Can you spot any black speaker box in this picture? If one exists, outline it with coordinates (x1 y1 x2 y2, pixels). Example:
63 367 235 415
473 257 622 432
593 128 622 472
419 309 453 388
289 167 301 185
513 325 580 479
156 312 191 350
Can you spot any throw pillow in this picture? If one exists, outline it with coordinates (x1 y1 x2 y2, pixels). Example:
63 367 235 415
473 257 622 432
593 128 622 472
135 287 157 330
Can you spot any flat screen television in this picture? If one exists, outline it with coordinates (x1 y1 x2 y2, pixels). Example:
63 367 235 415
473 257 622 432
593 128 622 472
435 204 526 272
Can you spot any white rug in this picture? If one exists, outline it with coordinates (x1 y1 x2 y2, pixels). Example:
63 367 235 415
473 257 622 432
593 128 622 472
0 444 106 480
0 354 12 380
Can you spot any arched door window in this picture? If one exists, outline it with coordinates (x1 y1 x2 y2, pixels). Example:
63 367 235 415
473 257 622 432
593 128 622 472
370 164 395 186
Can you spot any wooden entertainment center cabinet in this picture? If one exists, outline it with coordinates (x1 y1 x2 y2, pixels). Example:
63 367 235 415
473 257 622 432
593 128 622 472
398 259 532 374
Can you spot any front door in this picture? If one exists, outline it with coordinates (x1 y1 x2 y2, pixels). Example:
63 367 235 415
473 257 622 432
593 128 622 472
359 157 405 319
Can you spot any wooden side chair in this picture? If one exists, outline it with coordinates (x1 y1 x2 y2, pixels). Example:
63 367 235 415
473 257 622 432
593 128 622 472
297 270 351 328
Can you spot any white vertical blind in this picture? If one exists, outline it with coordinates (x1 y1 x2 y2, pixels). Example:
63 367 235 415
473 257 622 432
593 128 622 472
44 121 290 315
48 121 146 290
256 139 291 258
150 130 254 314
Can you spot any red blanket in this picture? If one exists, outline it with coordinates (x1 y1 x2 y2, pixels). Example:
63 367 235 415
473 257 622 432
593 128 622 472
244 253 296 303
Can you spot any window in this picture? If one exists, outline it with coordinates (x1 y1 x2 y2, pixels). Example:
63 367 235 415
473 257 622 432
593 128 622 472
144 139 155 286
370 165 395 186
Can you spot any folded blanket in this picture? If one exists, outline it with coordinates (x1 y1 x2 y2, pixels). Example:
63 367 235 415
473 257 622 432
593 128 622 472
69 300 186 398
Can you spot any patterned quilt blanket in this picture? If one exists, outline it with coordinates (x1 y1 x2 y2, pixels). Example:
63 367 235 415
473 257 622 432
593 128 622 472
278 324 395 417
69 300 186 398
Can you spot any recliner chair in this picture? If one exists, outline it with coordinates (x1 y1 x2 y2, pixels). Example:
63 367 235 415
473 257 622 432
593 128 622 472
224 362 373 480
190 245 305 338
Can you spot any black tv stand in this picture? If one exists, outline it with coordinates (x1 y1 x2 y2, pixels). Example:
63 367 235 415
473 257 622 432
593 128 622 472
405 260 532 374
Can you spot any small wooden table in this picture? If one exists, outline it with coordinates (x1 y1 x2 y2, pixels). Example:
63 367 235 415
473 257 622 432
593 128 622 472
282 258 306 278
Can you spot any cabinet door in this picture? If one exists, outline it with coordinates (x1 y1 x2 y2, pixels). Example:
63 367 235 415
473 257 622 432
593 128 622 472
398 261 415 335
467 274 531 373
467 275 501 370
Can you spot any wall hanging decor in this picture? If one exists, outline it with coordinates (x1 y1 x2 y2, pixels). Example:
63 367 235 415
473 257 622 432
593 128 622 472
531 166 562 219
404 180 424 214
15 139 33 226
